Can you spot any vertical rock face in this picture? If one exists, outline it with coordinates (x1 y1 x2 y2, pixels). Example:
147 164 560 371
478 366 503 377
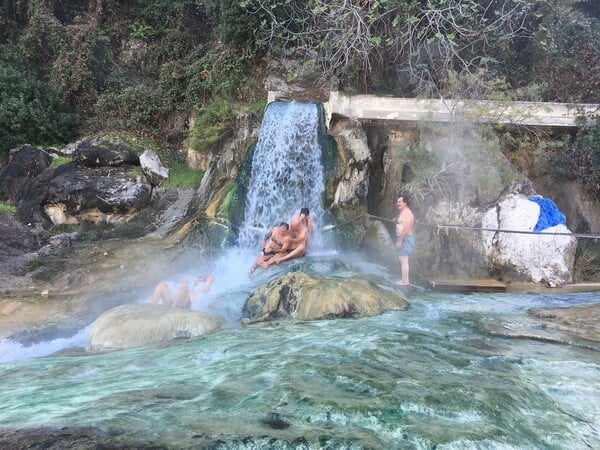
329 118 371 207
482 194 577 285
194 111 262 213
324 113 580 284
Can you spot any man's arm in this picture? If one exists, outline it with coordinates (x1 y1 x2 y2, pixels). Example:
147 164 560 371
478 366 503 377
277 237 291 253
261 227 274 247
288 227 308 245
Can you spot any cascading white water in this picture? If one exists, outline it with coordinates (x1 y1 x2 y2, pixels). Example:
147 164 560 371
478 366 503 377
239 101 324 249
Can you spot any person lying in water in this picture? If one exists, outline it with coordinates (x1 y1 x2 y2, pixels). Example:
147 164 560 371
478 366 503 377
249 222 289 275
150 274 215 309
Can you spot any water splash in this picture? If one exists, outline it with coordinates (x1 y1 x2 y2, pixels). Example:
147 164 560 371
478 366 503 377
239 101 324 249
0 327 89 363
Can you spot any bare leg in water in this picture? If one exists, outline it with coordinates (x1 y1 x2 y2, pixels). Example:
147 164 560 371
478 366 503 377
151 281 192 308
151 281 173 306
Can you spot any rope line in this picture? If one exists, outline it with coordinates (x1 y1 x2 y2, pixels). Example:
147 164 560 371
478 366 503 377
330 211 600 240
416 222 600 239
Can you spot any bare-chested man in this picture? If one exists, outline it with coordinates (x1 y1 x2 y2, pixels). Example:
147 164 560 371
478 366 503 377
299 207 314 233
395 194 415 286
151 274 215 309
249 222 289 274
263 216 308 267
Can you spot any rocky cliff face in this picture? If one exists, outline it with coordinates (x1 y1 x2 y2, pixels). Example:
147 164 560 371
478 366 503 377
323 115 583 285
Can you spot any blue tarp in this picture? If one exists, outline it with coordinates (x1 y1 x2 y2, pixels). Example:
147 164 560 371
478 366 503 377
528 195 566 232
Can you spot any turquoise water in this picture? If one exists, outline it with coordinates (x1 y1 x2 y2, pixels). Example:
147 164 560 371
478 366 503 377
1 100 598 448
1 287 598 449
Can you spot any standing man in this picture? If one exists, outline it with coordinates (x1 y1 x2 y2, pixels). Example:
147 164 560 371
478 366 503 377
395 194 415 286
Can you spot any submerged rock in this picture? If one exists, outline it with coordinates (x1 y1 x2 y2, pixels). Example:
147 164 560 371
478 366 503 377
87 303 224 351
242 271 407 323
477 302 600 350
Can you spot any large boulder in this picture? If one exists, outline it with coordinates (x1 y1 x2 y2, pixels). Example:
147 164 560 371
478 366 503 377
67 136 139 167
482 194 577 285
87 303 224 351
242 271 407 323
0 145 52 203
1 143 153 227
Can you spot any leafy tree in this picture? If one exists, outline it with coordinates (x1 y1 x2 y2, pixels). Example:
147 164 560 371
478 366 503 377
530 0 600 102
556 112 600 200
241 0 545 96
0 55 79 155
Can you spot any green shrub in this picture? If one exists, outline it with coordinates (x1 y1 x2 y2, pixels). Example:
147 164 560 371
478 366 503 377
0 55 79 156
188 98 234 152
50 156 72 168
574 240 600 282
95 80 171 133
163 165 204 188
27 257 45 270
554 112 600 200
0 201 16 213
48 223 84 235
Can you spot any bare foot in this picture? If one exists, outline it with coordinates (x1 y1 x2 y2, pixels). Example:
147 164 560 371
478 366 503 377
394 280 409 286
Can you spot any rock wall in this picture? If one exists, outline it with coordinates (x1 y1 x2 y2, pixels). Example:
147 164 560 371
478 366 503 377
325 116 580 285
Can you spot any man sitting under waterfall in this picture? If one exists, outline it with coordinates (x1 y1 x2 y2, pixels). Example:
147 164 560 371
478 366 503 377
249 222 290 275
262 215 309 268
150 274 215 309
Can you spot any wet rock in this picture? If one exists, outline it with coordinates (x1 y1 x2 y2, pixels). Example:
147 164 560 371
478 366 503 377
242 271 407 323
329 118 371 206
262 412 291 429
528 302 600 342
88 303 224 351
0 210 48 289
38 232 80 257
476 302 600 350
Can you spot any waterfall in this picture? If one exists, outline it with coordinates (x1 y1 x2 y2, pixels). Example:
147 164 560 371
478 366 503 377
239 101 325 249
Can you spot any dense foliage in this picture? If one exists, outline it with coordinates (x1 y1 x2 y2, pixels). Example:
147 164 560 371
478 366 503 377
555 113 600 200
0 0 598 160
0 54 79 152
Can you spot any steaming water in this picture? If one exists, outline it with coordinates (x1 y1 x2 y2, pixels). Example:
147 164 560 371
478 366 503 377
0 289 598 448
239 101 324 249
1 102 599 447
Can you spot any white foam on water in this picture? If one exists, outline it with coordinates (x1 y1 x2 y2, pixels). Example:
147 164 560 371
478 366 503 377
0 326 89 363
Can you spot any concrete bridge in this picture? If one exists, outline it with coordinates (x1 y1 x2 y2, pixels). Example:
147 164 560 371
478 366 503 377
269 91 598 128
324 92 598 128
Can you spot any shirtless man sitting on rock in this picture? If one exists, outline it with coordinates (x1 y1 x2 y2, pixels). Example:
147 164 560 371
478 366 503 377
249 222 290 275
263 215 309 268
